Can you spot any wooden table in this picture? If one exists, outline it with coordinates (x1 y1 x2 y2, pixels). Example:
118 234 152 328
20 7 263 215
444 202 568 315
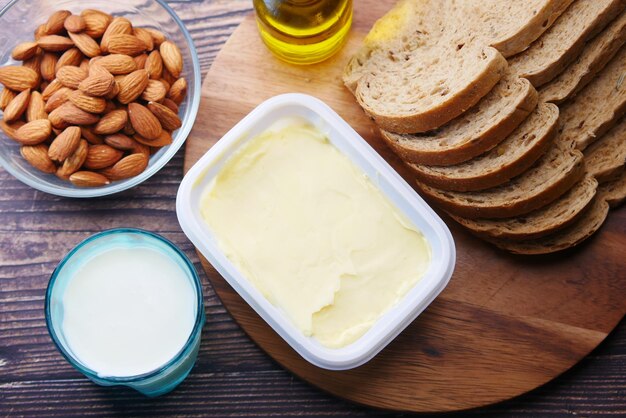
0 1 624 416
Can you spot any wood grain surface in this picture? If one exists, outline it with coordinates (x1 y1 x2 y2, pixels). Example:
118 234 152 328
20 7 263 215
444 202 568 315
0 0 625 416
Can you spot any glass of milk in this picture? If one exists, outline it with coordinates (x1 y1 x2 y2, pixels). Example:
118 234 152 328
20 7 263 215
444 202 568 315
45 228 205 397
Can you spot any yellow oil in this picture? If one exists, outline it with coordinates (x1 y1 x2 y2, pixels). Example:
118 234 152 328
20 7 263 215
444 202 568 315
253 0 353 65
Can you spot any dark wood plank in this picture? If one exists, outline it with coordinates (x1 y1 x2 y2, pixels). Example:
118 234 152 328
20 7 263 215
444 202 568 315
0 0 625 416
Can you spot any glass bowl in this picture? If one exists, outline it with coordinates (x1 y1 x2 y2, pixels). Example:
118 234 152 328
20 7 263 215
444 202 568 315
0 0 201 197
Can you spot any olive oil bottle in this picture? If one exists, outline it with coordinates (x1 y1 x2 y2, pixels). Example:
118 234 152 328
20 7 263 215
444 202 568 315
253 0 353 65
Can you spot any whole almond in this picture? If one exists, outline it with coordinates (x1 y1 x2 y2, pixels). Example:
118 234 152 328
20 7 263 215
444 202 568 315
0 119 25 141
45 87 72 113
56 65 88 89
11 42 39 61
96 54 137 75
79 70 115 97
68 32 101 58
84 144 123 169
39 52 58 81
161 98 179 113
37 35 74 52
52 102 100 126
81 126 104 145
81 9 112 38
3 89 30 122
0 66 39 90
56 48 84 73
144 28 166 47
15 119 52 145
34 24 47 41
100 152 148 180
26 91 47 121
117 69 149 104
128 102 162 140
106 34 146 56
47 107 70 129
133 27 154 51
101 17 133 52
160 41 183 78
135 130 172 147
21 144 57 173
131 141 150 158
104 133 136 150
57 139 88 179
69 90 107 114
64 15 86 33
22 53 43 77
93 108 128 135
70 171 111 187
45 10 71 35
48 126 82 162
145 50 163 79
41 79 62 100
141 79 167 102
0 88 16 110
147 101 182 130
168 77 187 105
133 53 148 69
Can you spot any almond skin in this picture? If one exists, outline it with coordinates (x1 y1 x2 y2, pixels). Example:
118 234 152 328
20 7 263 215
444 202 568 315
134 53 148 69
145 50 163 79
70 171 111 187
68 32 101 58
93 108 128 135
21 144 57 173
56 65 88 89
168 77 187 105
39 52 58 81
81 126 104 145
37 35 74 52
81 9 112 38
84 144 124 169
11 42 40 61
135 130 172 147
57 49 84 73
48 126 81 162
69 90 107 113
160 41 183 78
0 119 25 141
144 28 166 47
128 102 162 140
15 119 52 145
107 34 146 56
147 101 182 130
41 79 62 100
141 79 167 102
117 69 149 104
44 87 72 113
57 139 88 179
0 88 17 111
104 133 137 151
95 54 137 75
79 71 115 97
101 17 133 52
52 102 100 126
0 66 39 90
64 15 86 33
100 152 148 180
133 27 154 51
45 10 72 35
26 91 47 121
161 98 179 113
22 54 43 82
3 89 31 123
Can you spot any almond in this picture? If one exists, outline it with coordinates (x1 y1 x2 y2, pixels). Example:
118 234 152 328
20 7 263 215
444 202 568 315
128 102 162 140
48 126 81 162
11 42 40 61
135 130 172 147
96 54 137 75
133 53 148 69
133 27 154 51
26 91 47 121
0 66 39 90
106 80 120 100
117 69 149 104
3 89 30 122
123 115 136 136
168 77 187 105
132 141 150 158
100 152 148 180
160 41 183 78
108 34 147 56
144 28 166 47
44 87 72 113
57 139 88 179
79 58 90 72
0 119 25 141
39 52 58 81
21 144 57 173
68 32 101 58
78 70 115 97
81 9 112 38
84 144 123 169
147 101 182 130
93 108 128 135
45 10 71 35
162 67 177 85
141 79 167 102
52 102 100 126
145 50 163 79
81 126 104 145
56 65 88 89
70 171 111 187
0 88 16 110
161 98 179 113
47 106 70 129
34 24 47 41
104 133 137 150
37 35 74 52
56 48 83 73
101 17 133 52
64 15 86 33
22 54 43 82
41 79 61 100
15 119 52 145
69 90 106 113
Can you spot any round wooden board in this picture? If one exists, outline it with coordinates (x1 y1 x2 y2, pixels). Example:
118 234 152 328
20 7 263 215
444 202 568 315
183 3 626 413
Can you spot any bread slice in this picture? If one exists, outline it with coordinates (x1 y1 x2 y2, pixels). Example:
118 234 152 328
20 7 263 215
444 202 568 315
451 175 597 241
559 46 626 150
484 197 609 255
599 169 626 208
508 0 625 87
407 103 558 191
540 11 626 103
415 137 585 218
584 118 626 183
379 76 538 166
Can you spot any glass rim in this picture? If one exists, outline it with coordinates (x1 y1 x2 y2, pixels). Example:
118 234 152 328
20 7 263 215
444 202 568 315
44 227 204 383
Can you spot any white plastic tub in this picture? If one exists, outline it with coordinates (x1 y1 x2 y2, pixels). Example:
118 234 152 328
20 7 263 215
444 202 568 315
176 93 455 370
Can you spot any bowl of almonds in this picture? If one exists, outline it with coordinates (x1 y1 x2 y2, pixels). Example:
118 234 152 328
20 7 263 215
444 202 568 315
0 0 200 197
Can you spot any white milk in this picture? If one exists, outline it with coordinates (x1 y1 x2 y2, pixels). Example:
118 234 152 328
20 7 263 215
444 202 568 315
61 247 197 377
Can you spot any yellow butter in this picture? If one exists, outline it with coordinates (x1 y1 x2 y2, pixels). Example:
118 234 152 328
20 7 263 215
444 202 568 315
200 119 430 348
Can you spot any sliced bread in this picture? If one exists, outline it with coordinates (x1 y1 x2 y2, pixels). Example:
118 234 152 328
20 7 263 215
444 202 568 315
415 137 585 219
508 0 625 87
484 197 609 255
599 169 626 208
584 118 626 183
559 46 626 150
407 103 558 191
540 11 626 103
451 175 597 241
379 76 538 166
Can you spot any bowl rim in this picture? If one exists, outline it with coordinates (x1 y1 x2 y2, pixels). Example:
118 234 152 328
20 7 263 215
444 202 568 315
0 0 201 198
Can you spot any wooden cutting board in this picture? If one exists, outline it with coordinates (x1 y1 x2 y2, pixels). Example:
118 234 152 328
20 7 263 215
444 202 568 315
183 2 626 413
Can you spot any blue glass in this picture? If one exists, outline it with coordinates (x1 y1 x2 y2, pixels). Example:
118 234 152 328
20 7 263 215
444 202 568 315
45 228 205 397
